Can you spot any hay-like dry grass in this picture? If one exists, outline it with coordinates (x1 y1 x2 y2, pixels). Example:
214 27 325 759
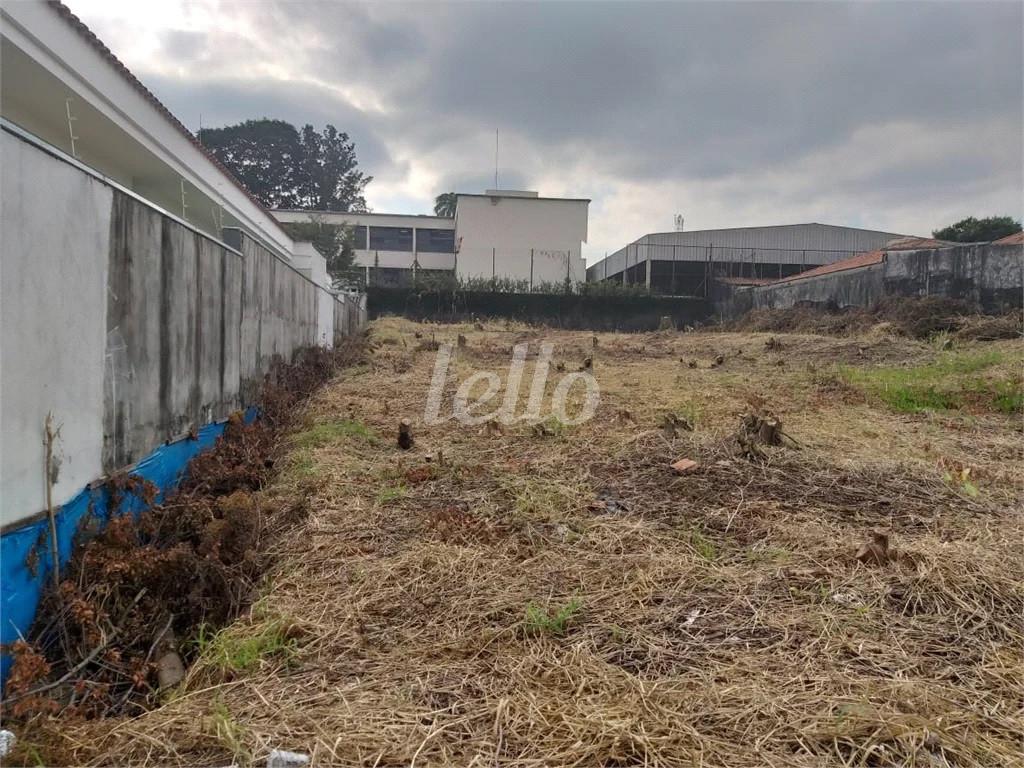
16 318 1024 767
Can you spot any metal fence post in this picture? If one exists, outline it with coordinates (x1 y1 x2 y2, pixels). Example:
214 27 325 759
706 244 712 298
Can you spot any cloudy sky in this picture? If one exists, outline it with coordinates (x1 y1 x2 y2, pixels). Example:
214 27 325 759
69 0 1022 261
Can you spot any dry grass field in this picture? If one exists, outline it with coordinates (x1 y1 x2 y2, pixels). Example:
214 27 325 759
14 317 1024 767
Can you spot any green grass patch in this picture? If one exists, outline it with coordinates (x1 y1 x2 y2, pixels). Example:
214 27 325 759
524 597 582 636
290 418 377 449
193 618 299 676
500 476 580 522
208 699 251 763
376 484 407 505
282 450 318 480
689 529 717 561
840 350 1021 414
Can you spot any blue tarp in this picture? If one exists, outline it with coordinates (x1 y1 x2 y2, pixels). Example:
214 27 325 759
0 410 256 688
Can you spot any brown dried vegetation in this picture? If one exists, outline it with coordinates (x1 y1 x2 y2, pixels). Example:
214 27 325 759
1 340 366 724
5 319 1023 767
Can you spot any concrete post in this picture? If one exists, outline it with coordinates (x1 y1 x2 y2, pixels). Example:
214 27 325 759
645 242 652 294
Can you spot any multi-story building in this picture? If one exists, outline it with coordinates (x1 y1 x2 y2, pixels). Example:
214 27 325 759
274 190 590 288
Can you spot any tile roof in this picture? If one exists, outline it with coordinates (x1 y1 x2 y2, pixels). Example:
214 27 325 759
993 231 1024 245
714 276 779 286
47 1 290 240
772 250 885 284
884 236 953 250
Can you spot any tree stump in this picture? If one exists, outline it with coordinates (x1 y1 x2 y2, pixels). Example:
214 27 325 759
398 419 414 450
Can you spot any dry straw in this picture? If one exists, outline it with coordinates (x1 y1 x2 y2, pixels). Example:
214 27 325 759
13 316 1024 767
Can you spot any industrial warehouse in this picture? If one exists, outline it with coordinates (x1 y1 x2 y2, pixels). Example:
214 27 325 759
587 222 908 292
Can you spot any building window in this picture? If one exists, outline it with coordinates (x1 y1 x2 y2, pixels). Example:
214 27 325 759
368 226 413 252
352 225 367 250
416 228 456 253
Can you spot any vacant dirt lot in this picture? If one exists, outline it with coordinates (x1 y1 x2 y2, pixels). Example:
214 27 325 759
18 318 1024 767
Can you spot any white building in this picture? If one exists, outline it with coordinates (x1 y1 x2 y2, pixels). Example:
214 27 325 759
1 1 308 268
273 189 590 288
273 210 457 285
455 191 589 287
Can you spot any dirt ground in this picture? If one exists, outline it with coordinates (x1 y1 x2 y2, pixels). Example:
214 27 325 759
15 318 1024 767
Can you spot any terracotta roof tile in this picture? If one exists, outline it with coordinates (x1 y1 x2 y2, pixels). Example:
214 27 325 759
47 1 290 241
993 231 1024 245
715 276 779 286
772 250 885 284
884 236 952 250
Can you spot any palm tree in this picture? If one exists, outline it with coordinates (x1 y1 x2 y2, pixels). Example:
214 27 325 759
434 192 457 218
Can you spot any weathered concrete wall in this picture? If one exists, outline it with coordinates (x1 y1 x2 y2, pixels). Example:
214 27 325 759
720 244 1023 317
0 130 112 526
333 293 350 343
228 228 320 400
1 129 364 530
103 195 245 469
883 245 1022 312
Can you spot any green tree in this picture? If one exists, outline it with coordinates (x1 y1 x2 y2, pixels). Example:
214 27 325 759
197 119 301 209
294 124 371 212
434 192 457 218
932 216 1021 243
198 119 371 212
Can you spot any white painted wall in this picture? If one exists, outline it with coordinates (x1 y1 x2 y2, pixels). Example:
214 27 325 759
273 210 454 231
454 194 589 285
1 2 294 258
0 130 111 526
290 241 335 348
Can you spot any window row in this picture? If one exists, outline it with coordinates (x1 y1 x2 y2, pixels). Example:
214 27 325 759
350 226 455 254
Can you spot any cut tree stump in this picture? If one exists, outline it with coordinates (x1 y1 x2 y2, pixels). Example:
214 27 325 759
398 419 414 450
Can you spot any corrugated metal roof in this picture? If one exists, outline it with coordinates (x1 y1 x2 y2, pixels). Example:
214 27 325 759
588 224 912 280
46 1 290 240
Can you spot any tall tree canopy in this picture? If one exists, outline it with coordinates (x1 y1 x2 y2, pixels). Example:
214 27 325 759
434 192 457 218
932 216 1021 243
198 119 371 212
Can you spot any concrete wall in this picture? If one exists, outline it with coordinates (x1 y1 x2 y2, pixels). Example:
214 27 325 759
1 129 112 523
0 127 363 530
103 194 245 469
720 244 1024 317
228 229 320 402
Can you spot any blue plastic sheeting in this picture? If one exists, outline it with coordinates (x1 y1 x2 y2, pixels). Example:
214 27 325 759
0 409 256 689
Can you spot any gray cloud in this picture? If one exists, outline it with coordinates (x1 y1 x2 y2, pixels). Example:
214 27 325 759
68 0 1023 255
